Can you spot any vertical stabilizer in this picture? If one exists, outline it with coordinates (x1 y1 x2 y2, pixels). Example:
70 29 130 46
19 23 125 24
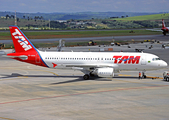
162 19 166 28
9 26 37 53
8 26 48 68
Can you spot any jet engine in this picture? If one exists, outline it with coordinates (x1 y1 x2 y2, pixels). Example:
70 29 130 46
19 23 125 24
93 68 114 78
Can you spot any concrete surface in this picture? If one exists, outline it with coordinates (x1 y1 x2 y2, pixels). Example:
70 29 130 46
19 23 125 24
0 41 169 120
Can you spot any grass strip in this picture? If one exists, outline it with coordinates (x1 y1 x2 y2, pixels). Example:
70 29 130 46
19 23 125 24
0 30 161 40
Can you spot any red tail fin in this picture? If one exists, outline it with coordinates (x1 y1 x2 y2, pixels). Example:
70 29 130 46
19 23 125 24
9 26 36 53
8 26 48 68
162 19 165 28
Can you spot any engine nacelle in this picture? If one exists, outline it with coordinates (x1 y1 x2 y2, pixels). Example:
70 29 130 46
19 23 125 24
93 68 114 78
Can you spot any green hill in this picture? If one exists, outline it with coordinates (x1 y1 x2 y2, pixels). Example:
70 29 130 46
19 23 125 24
100 13 169 29
113 13 169 21
1 13 169 30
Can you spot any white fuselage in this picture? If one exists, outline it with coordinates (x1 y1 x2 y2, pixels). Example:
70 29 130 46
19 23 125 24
39 51 167 72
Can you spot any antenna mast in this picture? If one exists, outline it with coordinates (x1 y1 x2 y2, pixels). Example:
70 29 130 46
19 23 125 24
49 19 50 29
15 11 17 26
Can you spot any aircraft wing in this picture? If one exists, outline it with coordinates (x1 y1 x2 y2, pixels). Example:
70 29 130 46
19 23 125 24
65 63 118 68
65 63 120 75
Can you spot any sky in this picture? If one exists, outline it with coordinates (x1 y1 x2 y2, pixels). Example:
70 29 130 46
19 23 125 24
0 0 168 13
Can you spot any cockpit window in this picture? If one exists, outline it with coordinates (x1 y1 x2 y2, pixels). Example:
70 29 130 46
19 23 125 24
152 58 161 61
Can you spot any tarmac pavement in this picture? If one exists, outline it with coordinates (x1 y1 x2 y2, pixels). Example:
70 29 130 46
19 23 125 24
0 40 169 120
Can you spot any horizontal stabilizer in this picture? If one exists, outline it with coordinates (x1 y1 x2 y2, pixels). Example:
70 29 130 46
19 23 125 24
4 55 28 60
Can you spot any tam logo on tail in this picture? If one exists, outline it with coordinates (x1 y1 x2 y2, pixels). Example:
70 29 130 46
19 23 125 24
12 28 32 51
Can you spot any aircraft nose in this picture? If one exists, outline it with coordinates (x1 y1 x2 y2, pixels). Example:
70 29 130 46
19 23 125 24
161 61 168 67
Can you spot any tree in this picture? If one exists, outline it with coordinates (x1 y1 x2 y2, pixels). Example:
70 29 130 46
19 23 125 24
34 16 37 21
40 16 43 20
27 24 31 29
6 14 9 19
47 21 67 28
17 18 20 22
11 15 14 19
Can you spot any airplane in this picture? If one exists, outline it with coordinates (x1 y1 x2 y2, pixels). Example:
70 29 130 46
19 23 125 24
7 26 168 80
161 19 169 35
146 19 169 35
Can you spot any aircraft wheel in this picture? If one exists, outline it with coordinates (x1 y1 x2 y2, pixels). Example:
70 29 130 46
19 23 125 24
163 32 166 36
83 74 89 80
166 77 169 82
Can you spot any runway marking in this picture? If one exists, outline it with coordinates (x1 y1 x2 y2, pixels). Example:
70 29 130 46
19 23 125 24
0 67 59 76
109 78 166 86
0 68 58 81
0 117 15 120
118 74 131 76
0 85 168 105
0 77 29 81
26 69 59 76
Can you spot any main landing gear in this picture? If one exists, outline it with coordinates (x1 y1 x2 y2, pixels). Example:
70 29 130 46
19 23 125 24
83 74 90 80
83 72 95 80
163 32 166 36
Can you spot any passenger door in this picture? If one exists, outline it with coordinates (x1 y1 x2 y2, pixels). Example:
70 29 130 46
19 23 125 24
141 55 146 65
